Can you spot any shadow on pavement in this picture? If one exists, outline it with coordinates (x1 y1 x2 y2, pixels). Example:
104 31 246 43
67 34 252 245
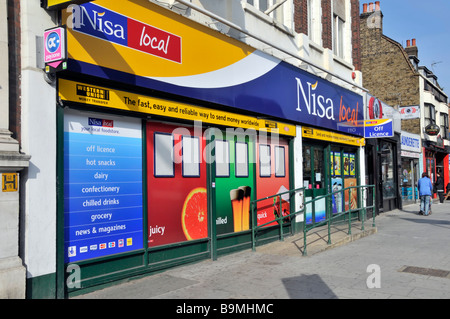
281 274 338 299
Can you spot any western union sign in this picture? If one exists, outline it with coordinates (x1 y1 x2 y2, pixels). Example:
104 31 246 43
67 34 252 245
302 126 365 147
58 79 296 137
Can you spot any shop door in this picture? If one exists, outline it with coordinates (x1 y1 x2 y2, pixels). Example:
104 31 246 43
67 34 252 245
303 145 327 225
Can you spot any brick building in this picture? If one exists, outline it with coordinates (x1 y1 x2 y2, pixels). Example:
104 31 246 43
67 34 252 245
360 1 449 206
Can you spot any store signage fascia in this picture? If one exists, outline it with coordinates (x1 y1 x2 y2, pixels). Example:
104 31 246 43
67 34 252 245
400 131 421 153
58 79 297 137
302 127 365 147
62 0 365 137
364 119 394 138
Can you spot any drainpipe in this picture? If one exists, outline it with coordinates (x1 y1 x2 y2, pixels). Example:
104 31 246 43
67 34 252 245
164 0 368 92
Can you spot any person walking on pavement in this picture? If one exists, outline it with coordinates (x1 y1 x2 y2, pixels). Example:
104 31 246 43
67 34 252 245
418 172 433 216
435 171 445 204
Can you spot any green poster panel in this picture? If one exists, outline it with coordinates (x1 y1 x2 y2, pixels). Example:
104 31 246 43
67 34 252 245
214 134 255 235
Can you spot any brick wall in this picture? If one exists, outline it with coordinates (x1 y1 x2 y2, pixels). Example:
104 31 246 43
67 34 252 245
360 9 420 134
7 0 21 143
351 0 361 71
321 0 332 50
294 0 308 35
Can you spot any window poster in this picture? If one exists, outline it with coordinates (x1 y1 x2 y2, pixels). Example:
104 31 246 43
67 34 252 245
344 178 358 211
331 177 343 214
333 152 341 176
330 152 334 176
343 153 350 176
349 153 356 176
146 122 207 247
64 109 144 263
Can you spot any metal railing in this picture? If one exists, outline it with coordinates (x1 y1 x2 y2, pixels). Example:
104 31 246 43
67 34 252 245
250 185 376 256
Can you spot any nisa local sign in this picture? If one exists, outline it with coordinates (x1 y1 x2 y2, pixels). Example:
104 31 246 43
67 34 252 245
64 0 364 136
295 77 363 135
70 2 182 63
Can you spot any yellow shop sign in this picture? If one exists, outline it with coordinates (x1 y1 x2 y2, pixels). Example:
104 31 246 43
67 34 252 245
58 79 296 137
302 127 365 147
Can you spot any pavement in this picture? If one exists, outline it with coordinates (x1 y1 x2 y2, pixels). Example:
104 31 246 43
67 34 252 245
74 200 450 299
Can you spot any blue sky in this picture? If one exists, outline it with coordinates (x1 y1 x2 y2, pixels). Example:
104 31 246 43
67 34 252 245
360 0 450 94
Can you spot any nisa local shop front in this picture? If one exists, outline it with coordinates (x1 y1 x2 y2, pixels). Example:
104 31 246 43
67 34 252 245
45 0 364 297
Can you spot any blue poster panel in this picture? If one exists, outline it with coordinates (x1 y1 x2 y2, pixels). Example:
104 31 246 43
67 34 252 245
64 109 144 263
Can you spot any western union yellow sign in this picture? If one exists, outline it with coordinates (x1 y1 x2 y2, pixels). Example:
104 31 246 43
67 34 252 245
302 127 365 147
58 79 296 136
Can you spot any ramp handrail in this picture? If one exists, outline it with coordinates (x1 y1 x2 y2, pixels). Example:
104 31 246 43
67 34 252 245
250 185 376 255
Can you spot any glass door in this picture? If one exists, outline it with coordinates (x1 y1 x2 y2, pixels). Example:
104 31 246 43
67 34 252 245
303 145 327 225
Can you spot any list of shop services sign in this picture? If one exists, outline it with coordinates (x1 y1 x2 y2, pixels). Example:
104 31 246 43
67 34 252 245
64 109 143 263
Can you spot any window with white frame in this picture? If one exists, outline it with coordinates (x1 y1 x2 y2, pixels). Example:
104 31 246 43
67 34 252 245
333 15 344 58
308 0 320 44
424 103 436 127
246 0 286 25
333 0 346 58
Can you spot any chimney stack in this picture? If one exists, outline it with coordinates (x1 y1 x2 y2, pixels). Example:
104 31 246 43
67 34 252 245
361 2 383 29
362 1 381 13
405 38 418 58
375 1 380 11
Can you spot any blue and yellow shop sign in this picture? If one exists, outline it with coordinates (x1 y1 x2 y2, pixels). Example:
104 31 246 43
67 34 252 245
58 79 297 137
62 0 364 136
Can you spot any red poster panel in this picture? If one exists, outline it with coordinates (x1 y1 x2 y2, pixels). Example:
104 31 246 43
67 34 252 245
256 137 290 227
147 122 207 247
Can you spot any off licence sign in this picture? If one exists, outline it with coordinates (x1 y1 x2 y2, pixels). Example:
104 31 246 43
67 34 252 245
364 119 393 138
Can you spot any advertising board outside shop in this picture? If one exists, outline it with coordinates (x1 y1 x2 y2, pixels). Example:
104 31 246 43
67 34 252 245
64 109 144 263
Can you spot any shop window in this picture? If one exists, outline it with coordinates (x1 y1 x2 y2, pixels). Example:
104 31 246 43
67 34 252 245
182 136 200 177
259 144 271 177
440 113 449 139
235 142 249 177
275 146 286 177
215 140 230 177
424 103 436 126
303 145 311 188
154 133 174 177
380 142 396 199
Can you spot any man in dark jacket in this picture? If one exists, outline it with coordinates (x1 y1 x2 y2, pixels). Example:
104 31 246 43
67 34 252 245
435 172 445 204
